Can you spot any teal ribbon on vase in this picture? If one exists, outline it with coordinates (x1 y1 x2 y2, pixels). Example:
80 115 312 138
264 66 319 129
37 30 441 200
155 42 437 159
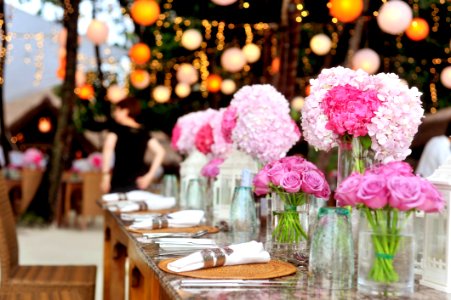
272 191 308 243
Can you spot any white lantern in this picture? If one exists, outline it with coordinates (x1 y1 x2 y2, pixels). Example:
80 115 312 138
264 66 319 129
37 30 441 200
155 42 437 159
58 28 81 47
175 83 191 98
86 20 109 45
179 150 209 208
211 0 238 5
352 48 380 74
212 149 259 223
221 79 237 95
291 96 305 111
152 85 171 103
221 47 246 73
107 84 128 103
420 158 451 292
242 43 261 63
377 0 413 35
181 29 203 51
440 66 451 89
310 34 332 56
176 63 199 85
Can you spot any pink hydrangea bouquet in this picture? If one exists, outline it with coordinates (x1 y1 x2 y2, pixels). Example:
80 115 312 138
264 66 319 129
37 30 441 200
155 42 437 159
87 152 103 171
201 158 225 178
301 67 423 163
254 155 331 244
221 84 301 164
23 148 45 169
335 161 444 285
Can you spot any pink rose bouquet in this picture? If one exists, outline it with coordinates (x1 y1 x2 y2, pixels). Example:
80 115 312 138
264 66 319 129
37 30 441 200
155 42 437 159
23 148 45 169
301 67 423 163
335 162 444 285
254 155 331 244
222 84 301 164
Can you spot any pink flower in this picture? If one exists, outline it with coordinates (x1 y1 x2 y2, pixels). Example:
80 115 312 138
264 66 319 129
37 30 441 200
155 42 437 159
335 172 363 206
171 124 181 151
301 169 330 199
221 106 237 144
280 171 302 193
253 169 271 196
195 124 214 155
23 148 44 169
88 152 102 170
367 161 413 177
417 178 445 212
280 156 305 172
387 176 424 211
267 162 287 186
201 158 224 179
356 174 388 209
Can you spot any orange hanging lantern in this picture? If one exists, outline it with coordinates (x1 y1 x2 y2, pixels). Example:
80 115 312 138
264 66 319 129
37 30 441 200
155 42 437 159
305 84 311 96
130 0 160 26
130 69 150 89
405 17 429 41
75 84 95 100
129 43 151 65
56 56 66 79
329 0 363 23
206 74 222 93
271 57 280 74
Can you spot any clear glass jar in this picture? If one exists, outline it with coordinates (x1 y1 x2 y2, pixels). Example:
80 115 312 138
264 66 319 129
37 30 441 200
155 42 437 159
309 207 354 290
229 186 258 243
185 178 206 210
358 209 414 297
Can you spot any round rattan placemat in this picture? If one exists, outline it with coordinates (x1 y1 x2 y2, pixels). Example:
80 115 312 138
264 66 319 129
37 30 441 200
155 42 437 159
158 259 297 279
127 225 219 234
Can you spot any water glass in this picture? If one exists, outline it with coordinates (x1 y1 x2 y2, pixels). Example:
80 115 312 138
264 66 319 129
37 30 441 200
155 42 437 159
230 186 258 242
309 207 354 290
185 178 206 210
161 174 179 199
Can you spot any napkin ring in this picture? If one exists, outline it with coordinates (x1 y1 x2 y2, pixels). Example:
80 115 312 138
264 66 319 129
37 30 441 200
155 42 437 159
136 201 148 211
151 217 168 229
201 247 234 269
118 193 127 201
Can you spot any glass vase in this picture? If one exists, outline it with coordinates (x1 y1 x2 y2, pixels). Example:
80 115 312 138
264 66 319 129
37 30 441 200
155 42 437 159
358 208 414 297
270 191 309 259
229 186 258 243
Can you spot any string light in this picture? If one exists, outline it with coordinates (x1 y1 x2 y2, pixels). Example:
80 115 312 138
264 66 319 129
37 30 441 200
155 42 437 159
216 21 225 51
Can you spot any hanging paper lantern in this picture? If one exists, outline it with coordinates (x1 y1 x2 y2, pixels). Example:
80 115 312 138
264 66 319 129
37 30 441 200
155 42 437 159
377 0 413 35
271 57 280 74
38 117 52 133
152 85 171 103
181 29 203 51
242 43 261 63
206 74 222 93
310 33 332 56
130 70 150 89
129 43 151 65
291 96 305 111
211 0 238 6
305 84 311 96
86 20 109 45
130 0 160 26
76 84 95 100
107 84 128 103
405 18 429 41
175 83 191 98
58 28 81 47
176 63 198 84
221 47 246 73
329 0 363 23
56 55 66 79
352 48 380 74
75 70 86 87
220 79 236 95
440 66 451 89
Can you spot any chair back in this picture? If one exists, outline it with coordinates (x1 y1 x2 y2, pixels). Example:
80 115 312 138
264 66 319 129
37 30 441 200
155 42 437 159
0 172 19 285
20 168 44 214
81 172 103 217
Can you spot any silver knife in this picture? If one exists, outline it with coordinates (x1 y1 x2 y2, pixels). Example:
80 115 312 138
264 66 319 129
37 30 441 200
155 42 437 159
179 279 297 288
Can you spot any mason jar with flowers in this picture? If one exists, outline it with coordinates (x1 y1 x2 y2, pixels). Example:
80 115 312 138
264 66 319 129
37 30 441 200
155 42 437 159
254 155 331 257
335 161 445 296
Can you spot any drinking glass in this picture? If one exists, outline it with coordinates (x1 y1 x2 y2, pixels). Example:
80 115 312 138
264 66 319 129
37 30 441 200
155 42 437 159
229 186 258 242
309 207 354 290
185 178 206 210
161 174 179 199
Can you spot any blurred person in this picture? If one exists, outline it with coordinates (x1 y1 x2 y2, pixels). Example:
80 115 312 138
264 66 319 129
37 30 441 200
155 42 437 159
101 97 166 193
416 121 451 177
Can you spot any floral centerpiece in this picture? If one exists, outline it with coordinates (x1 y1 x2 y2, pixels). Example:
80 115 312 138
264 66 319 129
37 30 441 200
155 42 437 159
335 161 444 295
254 156 331 249
221 84 301 164
87 152 103 171
23 148 45 169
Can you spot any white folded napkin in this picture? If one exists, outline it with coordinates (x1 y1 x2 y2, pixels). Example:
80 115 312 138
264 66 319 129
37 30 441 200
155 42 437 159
106 196 176 213
167 241 270 273
130 210 204 229
102 190 170 203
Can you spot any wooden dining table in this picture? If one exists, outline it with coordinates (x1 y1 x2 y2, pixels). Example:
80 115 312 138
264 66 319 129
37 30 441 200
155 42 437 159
102 209 450 300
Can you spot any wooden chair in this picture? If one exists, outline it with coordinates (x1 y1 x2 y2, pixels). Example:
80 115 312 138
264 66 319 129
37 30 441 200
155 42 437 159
0 289 83 300
0 173 97 299
79 171 103 228
19 168 44 215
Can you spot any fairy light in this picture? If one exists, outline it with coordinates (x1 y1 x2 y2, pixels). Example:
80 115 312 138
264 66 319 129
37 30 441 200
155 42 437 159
244 23 253 44
203 20 212 40
216 22 225 51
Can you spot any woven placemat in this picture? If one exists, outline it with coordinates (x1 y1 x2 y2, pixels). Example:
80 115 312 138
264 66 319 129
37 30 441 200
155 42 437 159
158 259 297 279
127 225 219 234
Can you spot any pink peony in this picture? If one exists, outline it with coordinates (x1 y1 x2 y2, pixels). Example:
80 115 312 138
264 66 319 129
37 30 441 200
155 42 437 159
335 172 363 206
417 178 445 212
221 106 238 144
279 156 305 173
301 169 330 199
201 158 224 179
195 124 214 155
356 175 388 209
280 171 302 193
253 169 271 196
387 176 424 211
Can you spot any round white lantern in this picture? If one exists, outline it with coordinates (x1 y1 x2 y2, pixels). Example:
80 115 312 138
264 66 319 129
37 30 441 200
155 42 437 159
181 29 203 51
242 43 261 63
377 0 413 35
291 96 305 111
211 0 238 5
440 66 451 89
86 20 109 45
221 47 246 73
107 84 128 103
176 63 199 85
153 85 171 103
310 34 332 56
220 79 237 95
75 70 86 87
175 83 191 98
352 48 380 74
58 28 81 47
